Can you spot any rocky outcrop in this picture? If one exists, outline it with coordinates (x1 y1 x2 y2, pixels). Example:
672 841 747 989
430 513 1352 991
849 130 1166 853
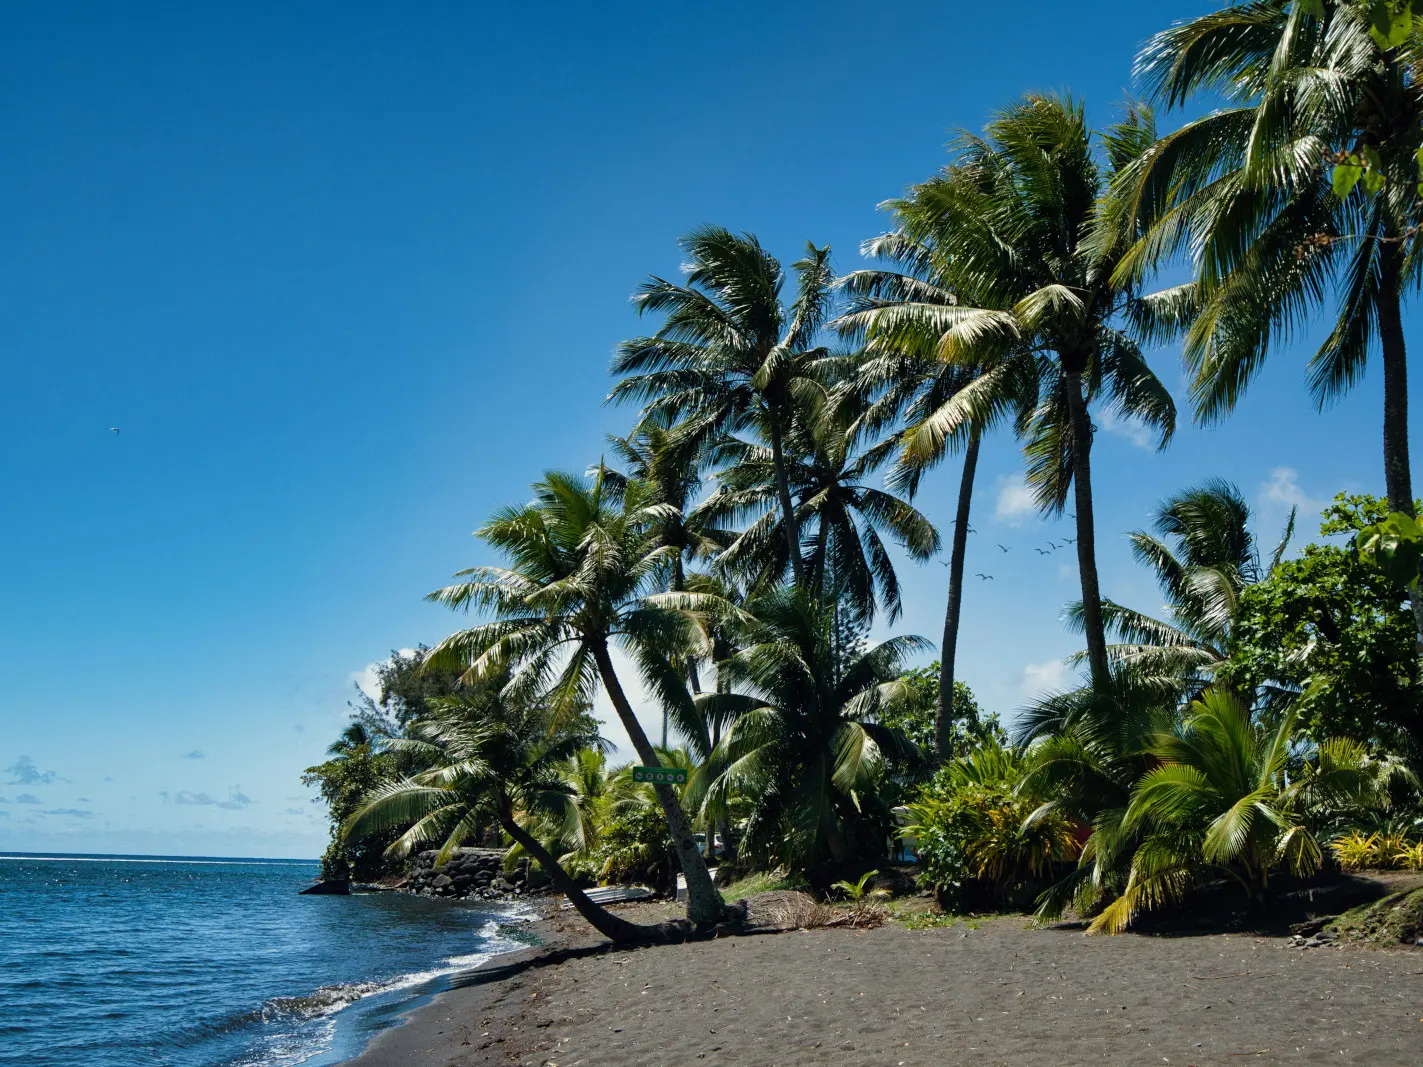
405 848 552 900
299 877 350 895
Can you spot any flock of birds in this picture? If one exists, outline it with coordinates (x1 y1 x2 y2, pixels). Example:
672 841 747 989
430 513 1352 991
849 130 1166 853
938 516 1078 581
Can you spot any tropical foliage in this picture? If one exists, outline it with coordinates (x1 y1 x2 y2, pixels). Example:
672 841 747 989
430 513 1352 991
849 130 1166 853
306 0 1423 944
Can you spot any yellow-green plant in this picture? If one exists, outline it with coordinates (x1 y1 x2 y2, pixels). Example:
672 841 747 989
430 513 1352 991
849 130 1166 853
1331 830 1380 872
831 869 891 904
1395 841 1423 872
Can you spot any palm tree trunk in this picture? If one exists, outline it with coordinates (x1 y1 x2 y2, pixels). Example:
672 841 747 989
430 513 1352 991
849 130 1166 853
590 640 726 924
936 433 981 761
767 411 806 587
1377 244 1423 644
1065 374 1110 690
496 806 646 944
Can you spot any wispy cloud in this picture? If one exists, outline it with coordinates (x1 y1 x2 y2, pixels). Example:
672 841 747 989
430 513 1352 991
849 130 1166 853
282 807 306 816
15 794 40 805
5 755 58 786
166 787 254 810
994 475 1038 525
42 808 93 818
182 750 206 760
1022 658 1074 695
1260 467 1324 517
1096 408 1154 450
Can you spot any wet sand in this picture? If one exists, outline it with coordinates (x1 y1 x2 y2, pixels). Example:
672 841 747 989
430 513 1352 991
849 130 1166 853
343 903 1423 1066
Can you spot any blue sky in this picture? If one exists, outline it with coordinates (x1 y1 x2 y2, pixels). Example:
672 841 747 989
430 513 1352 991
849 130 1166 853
0 1 1408 858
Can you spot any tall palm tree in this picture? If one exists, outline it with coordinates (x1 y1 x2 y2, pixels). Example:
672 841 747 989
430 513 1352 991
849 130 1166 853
1115 0 1423 632
846 96 1178 690
836 184 1037 758
698 399 939 624
1066 479 1295 696
693 588 928 875
342 693 648 943
609 226 841 587
423 471 727 924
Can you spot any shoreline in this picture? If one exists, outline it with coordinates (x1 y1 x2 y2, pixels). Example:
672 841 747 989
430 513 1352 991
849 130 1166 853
336 898 1423 1067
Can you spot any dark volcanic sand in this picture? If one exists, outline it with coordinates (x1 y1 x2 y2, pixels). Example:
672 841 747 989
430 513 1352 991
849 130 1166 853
343 906 1423 1066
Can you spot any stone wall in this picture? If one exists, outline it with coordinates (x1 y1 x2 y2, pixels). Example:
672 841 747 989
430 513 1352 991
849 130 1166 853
405 847 551 900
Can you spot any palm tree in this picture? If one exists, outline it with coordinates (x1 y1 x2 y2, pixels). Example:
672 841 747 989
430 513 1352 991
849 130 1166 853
1116 0 1423 633
609 226 841 588
423 471 727 924
693 588 928 875
597 414 736 743
698 399 939 623
1066 479 1295 696
836 182 1037 758
342 693 648 943
1094 686 1407 933
845 96 1178 689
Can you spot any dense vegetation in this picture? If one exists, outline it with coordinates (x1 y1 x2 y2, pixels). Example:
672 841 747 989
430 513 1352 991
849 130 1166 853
306 1 1423 940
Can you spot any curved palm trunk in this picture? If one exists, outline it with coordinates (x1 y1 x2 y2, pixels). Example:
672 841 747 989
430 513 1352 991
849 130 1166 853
1065 374 1110 690
496 806 646 944
767 411 806 587
936 433 981 761
1377 244 1423 646
590 640 725 924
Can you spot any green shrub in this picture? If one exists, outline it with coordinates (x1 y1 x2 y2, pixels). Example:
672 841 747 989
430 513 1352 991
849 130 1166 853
902 743 1078 912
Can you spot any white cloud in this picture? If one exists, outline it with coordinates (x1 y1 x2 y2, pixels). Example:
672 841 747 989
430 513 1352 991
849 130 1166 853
165 786 254 811
1056 562 1076 582
994 475 1038 525
1097 408 1154 450
1021 658 1074 696
349 648 419 702
1260 467 1323 516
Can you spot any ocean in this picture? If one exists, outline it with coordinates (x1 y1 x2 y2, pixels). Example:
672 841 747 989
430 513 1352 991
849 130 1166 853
0 853 532 1067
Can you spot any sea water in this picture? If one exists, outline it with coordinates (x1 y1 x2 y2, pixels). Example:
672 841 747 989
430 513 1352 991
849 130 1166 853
0 853 531 1067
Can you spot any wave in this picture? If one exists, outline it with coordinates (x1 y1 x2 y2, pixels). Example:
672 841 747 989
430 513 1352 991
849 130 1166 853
190 907 539 1066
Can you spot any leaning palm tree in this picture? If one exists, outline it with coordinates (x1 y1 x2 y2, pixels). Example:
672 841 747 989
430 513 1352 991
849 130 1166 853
342 693 648 943
693 588 927 875
597 414 736 743
1066 479 1295 696
849 96 1178 689
423 471 727 924
609 226 842 587
1115 0 1423 633
699 397 939 624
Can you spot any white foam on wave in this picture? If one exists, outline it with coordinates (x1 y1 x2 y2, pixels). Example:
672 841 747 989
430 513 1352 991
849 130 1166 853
236 905 539 1066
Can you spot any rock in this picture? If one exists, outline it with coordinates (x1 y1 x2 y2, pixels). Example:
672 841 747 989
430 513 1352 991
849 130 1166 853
432 873 454 889
299 878 350 896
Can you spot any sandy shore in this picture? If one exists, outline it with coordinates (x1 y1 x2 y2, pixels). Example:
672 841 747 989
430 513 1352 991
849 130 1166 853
343 897 1423 1067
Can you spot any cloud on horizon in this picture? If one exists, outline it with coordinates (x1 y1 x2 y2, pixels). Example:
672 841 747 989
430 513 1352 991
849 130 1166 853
5 755 59 786
166 787 254 810
182 750 206 760
42 808 93 818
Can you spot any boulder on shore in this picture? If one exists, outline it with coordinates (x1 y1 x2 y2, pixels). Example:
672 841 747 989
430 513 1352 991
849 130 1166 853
299 878 350 896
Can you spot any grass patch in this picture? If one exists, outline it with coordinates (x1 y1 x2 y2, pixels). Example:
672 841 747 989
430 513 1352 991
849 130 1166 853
723 870 804 899
888 900 1010 930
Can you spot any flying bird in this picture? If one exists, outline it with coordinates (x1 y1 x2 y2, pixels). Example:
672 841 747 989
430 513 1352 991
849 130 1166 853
109 427 120 435
996 543 1010 553
1035 548 1050 555
1048 541 1062 550
1063 536 1077 544
975 573 994 580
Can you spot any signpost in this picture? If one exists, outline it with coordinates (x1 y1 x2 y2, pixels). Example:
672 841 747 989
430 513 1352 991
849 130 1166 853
631 765 688 785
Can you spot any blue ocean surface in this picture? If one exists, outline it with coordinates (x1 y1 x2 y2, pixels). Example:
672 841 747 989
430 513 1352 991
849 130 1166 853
0 853 532 1067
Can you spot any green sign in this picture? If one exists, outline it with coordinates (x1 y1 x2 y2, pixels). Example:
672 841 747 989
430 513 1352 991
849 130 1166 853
632 765 688 785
